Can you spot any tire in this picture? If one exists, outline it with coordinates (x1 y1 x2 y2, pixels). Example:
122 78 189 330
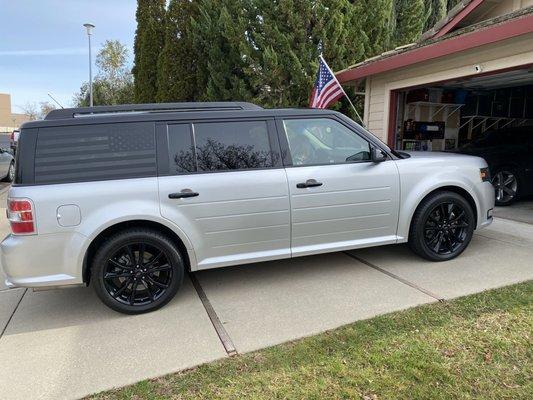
2 161 14 182
92 228 184 314
408 191 475 262
491 167 519 206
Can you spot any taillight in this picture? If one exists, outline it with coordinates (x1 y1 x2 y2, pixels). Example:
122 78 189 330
7 198 36 235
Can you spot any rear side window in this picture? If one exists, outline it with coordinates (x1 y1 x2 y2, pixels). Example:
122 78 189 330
167 120 276 174
168 124 195 174
34 122 156 184
194 121 273 171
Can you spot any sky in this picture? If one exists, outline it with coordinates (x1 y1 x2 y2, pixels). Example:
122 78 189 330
0 0 137 113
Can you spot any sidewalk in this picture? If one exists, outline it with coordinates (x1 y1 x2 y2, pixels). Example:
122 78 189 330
0 213 531 399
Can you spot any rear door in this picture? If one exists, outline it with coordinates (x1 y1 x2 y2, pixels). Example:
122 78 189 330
158 118 290 270
278 116 400 256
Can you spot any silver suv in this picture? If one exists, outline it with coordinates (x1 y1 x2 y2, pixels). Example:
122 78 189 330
1 103 494 314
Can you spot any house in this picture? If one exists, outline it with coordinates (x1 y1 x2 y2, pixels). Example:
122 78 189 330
336 0 533 152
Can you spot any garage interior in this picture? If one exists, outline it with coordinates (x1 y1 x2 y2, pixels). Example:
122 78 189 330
392 67 533 151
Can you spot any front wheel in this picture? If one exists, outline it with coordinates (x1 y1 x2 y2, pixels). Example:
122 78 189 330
409 191 475 261
92 229 184 314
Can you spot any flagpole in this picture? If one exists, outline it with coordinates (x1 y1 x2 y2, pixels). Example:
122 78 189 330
342 90 365 128
319 55 365 128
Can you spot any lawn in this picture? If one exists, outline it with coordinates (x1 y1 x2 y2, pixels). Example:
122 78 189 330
92 282 532 400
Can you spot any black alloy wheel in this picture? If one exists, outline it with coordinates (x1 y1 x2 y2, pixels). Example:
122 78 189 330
423 202 470 256
92 229 184 314
491 169 518 206
103 242 173 306
409 191 475 261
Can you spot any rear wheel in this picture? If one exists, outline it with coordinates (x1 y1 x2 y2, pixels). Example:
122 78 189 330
491 168 519 206
409 191 475 261
92 229 184 314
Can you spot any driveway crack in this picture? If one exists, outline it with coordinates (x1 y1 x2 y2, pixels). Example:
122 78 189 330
0 288 27 339
343 252 445 302
189 273 238 357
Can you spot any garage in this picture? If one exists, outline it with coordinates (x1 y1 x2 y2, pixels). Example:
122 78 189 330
391 70 533 152
336 0 533 212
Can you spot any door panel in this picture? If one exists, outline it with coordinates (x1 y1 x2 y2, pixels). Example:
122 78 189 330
278 116 400 256
157 119 290 270
159 171 290 269
286 163 400 254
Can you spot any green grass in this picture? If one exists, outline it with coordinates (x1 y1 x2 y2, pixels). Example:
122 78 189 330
92 282 533 400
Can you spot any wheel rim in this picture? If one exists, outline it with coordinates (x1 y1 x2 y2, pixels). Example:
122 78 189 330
103 242 173 306
491 171 517 203
423 201 470 256
8 163 14 181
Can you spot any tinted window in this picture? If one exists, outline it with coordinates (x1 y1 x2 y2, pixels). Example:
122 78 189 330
194 121 274 171
283 118 370 166
34 122 156 184
167 124 195 174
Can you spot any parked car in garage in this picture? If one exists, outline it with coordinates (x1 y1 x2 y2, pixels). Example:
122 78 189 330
455 127 533 206
1 103 494 314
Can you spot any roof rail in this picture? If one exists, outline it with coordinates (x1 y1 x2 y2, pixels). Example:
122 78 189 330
45 102 262 120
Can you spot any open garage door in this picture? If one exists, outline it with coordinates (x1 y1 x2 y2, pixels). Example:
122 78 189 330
391 67 533 207
392 68 533 151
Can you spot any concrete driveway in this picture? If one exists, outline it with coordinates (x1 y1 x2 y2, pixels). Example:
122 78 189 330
0 184 531 399
493 199 533 224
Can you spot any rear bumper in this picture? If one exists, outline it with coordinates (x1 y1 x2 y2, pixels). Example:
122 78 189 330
0 231 86 288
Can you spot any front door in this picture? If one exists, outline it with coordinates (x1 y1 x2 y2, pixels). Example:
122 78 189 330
158 119 290 270
278 117 400 256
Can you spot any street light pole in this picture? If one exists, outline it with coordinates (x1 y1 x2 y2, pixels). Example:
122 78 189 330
83 23 95 107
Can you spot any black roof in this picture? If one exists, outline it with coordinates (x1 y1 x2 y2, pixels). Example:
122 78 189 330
22 102 340 129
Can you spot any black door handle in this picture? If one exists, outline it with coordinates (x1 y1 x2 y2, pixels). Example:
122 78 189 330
168 190 199 199
296 179 323 189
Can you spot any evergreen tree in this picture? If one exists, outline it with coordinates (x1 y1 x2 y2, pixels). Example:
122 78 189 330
424 0 447 31
133 0 166 103
192 0 256 101
447 0 462 11
156 0 199 102
247 0 322 107
395 0 426 46
314 0 368 118
319 0 367 70
363 0 395 56
131 0 407 111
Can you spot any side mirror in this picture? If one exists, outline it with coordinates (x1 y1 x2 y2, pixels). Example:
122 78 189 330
371 147 388 163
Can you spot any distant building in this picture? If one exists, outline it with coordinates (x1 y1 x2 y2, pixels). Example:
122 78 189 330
0 93 31 133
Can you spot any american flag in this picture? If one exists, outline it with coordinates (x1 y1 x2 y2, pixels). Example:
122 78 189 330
310 56 345 109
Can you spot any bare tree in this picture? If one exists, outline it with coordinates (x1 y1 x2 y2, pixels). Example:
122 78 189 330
19 102 39 120
18 101 56 120
39 101 56 119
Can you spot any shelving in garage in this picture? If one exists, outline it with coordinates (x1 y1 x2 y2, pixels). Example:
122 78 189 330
393 67 533 152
